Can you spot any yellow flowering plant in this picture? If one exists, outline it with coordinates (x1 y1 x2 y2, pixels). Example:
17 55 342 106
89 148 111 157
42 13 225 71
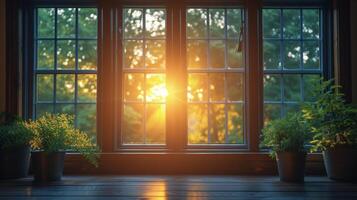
26 113 99 167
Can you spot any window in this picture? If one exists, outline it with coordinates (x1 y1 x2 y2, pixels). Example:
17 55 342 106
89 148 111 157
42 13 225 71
186 8 245 145
34 8 98 140
262 8 322 124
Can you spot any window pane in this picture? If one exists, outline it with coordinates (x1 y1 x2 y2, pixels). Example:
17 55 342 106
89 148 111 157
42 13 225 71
227 40 243 68
124 40 144 69
146 74 166 103
303 74 320 101
124 73 144 102
36 104 53 118
303 9 320 39
37 74 54 102
57 40 76 70
227 9 242 38
38 8 55 38
283 75 301 102
187 40 208 68
264 75 281 101
146 104 165 144
227 104 244 144
77 104 97 142
37 40 54 69
56 74 75 102
303 41 320 69
78 74 97 102
56 104 75 116
78 8 98 38
226 73 243 101
209 104 226 144
263 41 281 70
284 41 301 69
209 9 225 38
188 104 208 144
209 40 225 68
263 9 281 38
145 9 165 38
284 103 300 115
57 8 75 38
187 8 207 38
124 8 143 38
264 104 281 124
209 73 225 102
122 104 144 144
145 40 165 69
283 9 301 39
188 73 208 102
78 40 97 70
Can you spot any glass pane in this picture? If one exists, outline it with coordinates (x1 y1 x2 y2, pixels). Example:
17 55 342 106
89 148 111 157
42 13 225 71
36 104 53 118
284 41 301 69
146 104 165 144
209 104 225 144
263 41 281 70
209 73 225 102
227 9 242 38
284 103 300 115
57 40 76 70
303 74 320 101
37 40 55 69
263 104 281 125
38 8 55 38
263 9 281 38
124 40 144 68
124 8 143 38
283 9 301 39
188 73 207 102
78 74 97 102
187 8 207 38
37 74 54 102
187 40 208 68
146 74 166 103
78 40 97 70
145 40 165 68
227 104 244 144
55 104 75 116
124 73 144 102
145 9 165 38
227 40 243 68
123 104 144 144
209 40 225 68
188 104 208 144
226 73 243 101
56 74 75 102
303 9 320 39
283 75 301 101
78 8 98 38
209 9 225 38
57 8 76 38
264 75 281 101
77 104 97 142
303 41 320 69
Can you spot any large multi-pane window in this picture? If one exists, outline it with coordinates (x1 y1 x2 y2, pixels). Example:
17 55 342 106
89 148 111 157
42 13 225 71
34 8 98 140
122 8 167 145
186 8 245 145
263 9 322 124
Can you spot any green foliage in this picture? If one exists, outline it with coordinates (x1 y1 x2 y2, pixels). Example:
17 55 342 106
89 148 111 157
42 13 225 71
26 113 99 167
261 113 308 158
302 80 357 152
0 113 33 150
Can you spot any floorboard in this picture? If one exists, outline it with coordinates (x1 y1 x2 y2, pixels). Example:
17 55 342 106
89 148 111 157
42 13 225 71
0 176 356 199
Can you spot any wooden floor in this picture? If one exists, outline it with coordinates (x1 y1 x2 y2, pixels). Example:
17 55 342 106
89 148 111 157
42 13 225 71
1 176 357 199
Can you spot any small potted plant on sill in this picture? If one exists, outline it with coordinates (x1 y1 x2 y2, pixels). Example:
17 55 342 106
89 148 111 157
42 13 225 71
0 112 33 179
26 113 99 182
262 113 308 182
303 80 357 181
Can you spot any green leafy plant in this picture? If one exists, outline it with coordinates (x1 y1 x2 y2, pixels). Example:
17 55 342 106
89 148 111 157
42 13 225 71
0 112 33 150
302 80 357 152
26 113 99 167
261 113 308 158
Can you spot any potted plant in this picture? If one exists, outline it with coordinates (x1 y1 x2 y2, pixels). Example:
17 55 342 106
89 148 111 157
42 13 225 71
27 113 99 182
0 112 33 179
303 80 357 181
262 113 308 182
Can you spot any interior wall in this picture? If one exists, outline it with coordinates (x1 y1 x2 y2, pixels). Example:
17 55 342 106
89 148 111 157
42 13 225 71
351 0 357 104
0 0 5 112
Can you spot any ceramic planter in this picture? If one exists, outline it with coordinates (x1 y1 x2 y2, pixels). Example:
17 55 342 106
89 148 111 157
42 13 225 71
276 151 306 182
31 151 65 182
323 148 357 181
0 146 31 179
